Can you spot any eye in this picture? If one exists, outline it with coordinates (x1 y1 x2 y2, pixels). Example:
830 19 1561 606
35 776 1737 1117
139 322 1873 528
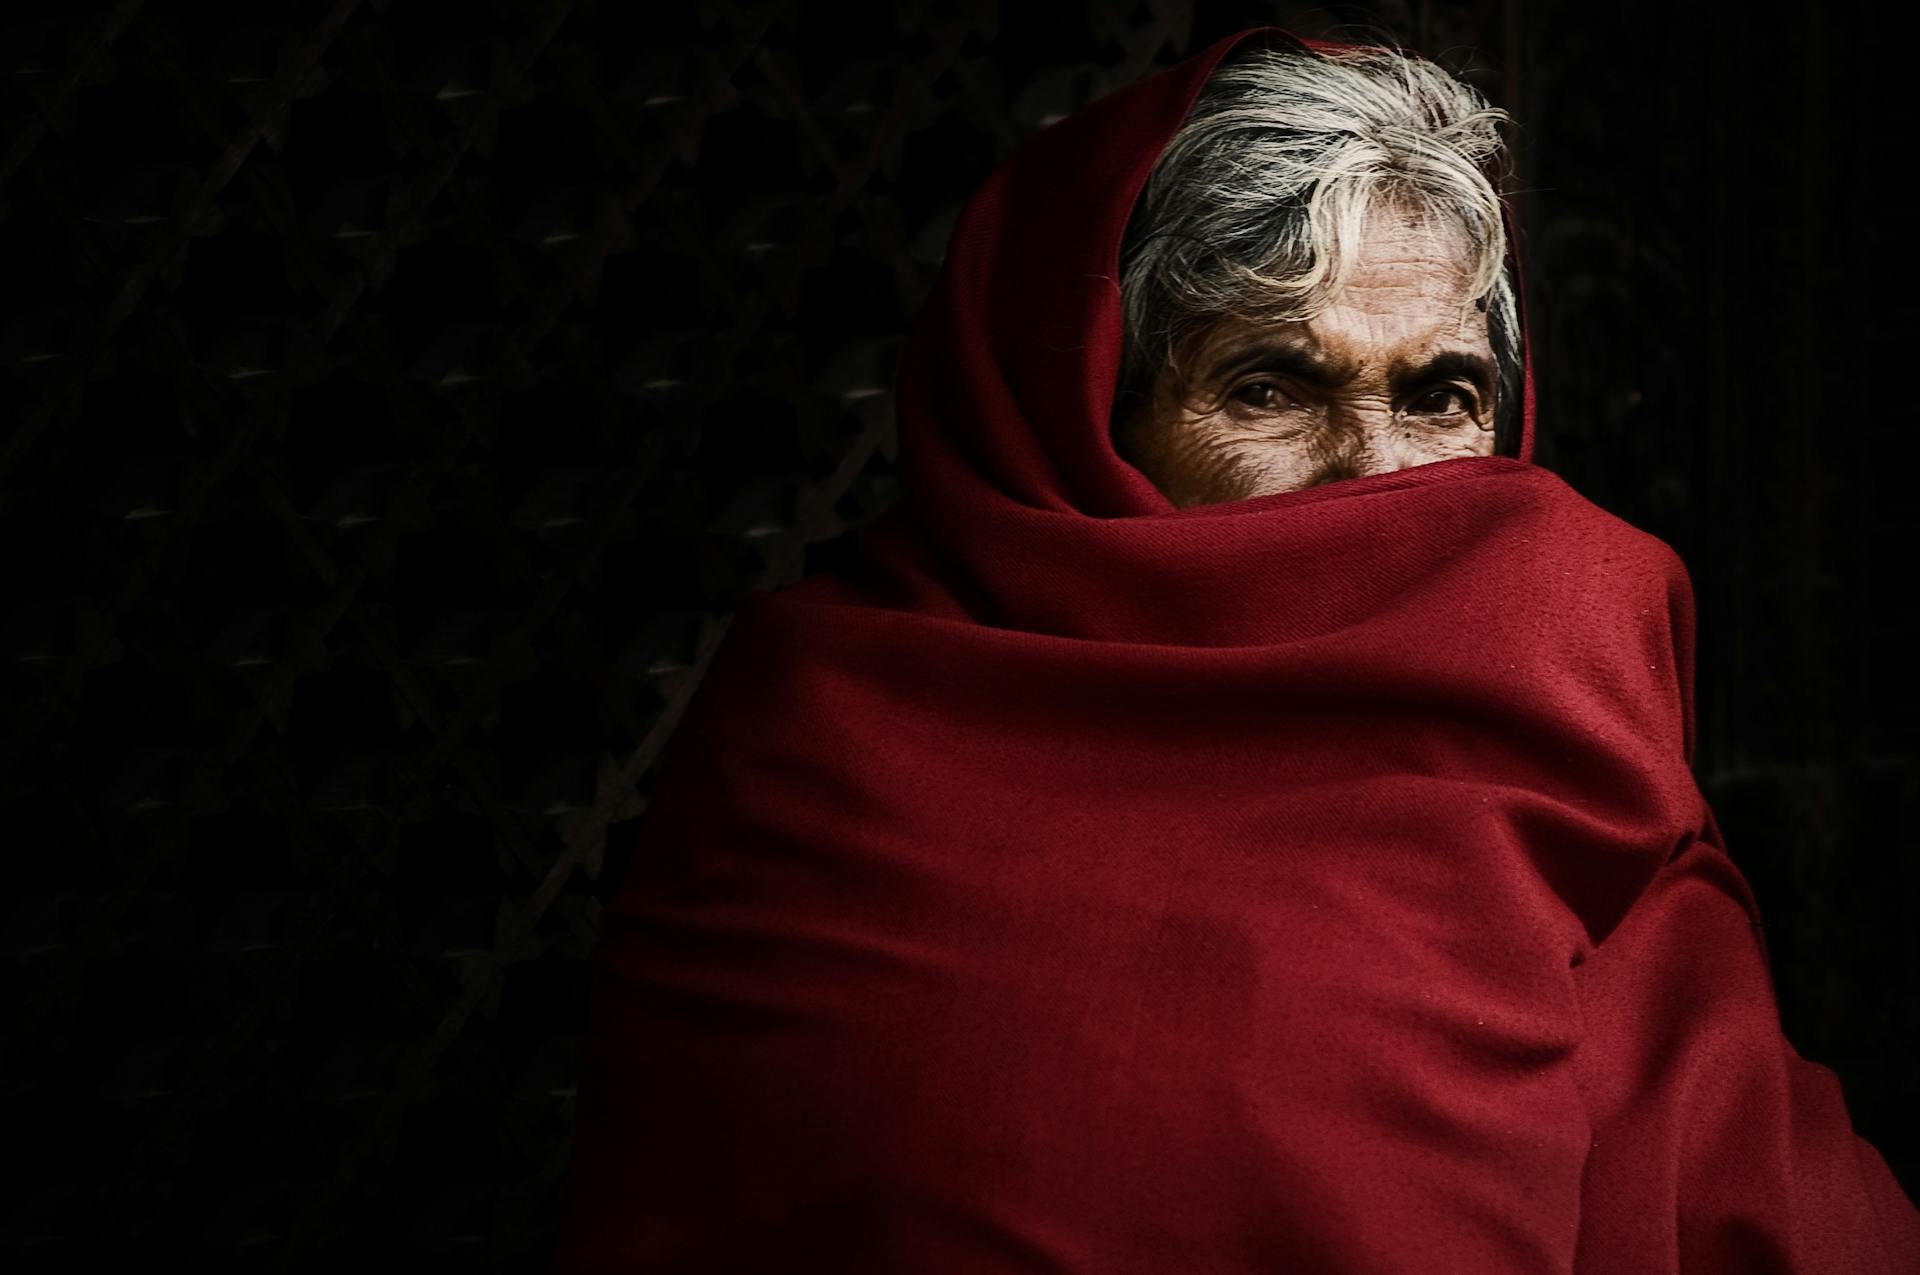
1228 380 1298 412
1408 386 1476 416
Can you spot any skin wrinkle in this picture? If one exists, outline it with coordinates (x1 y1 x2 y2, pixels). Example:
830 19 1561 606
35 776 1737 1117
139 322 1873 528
1114 204 1498 508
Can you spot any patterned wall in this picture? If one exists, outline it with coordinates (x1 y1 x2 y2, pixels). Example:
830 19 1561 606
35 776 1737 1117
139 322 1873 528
4 1 1912 1270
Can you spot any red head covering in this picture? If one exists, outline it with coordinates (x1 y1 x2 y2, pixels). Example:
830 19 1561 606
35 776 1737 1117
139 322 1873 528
552 27 1920 1273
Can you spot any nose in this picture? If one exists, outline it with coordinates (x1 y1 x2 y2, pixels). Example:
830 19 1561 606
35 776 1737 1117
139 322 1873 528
1309 422 1419 487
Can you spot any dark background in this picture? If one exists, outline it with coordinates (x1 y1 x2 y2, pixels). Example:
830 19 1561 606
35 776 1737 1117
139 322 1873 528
4 1 1915 1270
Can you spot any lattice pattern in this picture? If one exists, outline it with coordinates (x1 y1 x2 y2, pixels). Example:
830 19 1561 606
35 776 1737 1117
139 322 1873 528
3 1 1912 1271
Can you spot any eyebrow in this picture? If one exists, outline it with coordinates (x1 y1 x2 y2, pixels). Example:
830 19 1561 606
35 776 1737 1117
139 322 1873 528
1209 342 1348 387
1207 341 1497 400
1405 351 1498 400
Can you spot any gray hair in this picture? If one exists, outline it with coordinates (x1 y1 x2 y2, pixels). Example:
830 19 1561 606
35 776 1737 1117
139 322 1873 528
1114 41 1524 456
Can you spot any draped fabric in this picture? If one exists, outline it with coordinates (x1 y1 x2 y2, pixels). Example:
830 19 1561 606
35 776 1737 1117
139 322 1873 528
551 26 1920 1273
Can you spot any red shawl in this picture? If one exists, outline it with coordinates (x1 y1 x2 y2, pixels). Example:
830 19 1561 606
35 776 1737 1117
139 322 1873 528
552 26 1920 1273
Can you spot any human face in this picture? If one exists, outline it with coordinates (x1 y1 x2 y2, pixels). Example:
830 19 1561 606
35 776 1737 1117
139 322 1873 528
1113 204 1498 508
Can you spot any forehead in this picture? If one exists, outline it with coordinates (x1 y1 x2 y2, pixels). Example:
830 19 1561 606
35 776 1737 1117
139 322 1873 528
1343 203 1481 281
1191 206 1489 366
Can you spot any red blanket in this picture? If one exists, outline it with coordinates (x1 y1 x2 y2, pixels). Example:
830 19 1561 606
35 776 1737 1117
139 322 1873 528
552 26 1920 1273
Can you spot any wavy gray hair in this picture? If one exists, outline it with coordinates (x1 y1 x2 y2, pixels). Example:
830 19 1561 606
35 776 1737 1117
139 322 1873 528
1113 41 1523 456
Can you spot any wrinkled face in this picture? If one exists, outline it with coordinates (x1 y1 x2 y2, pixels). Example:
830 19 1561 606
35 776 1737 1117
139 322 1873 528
1113 204 1498 508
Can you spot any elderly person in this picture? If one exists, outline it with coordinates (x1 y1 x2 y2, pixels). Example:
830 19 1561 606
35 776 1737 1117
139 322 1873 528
1111 43 1522 503
552 27 1920 1274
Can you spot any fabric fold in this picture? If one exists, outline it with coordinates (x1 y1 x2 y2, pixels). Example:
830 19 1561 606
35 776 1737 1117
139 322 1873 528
552 23 1920 1274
